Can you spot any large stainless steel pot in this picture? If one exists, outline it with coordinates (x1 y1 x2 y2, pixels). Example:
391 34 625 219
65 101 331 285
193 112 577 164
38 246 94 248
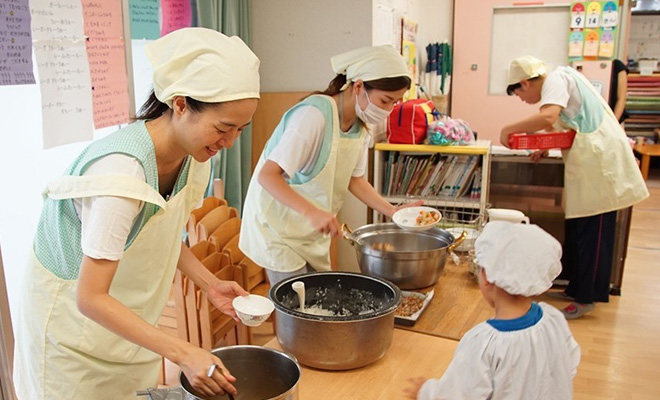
343 223 465 289
269 272 401 371
179 345 300 400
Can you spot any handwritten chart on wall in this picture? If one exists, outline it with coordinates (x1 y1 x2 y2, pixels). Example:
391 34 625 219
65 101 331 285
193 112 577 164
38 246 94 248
489 5 570 96
83 1 129 129
161 0 192 37
130 0 159 40
31 0 94 148
0 0 35 86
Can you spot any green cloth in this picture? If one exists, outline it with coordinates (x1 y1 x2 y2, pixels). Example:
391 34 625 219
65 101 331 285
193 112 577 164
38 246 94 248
196 0 253 214
34 121 190 280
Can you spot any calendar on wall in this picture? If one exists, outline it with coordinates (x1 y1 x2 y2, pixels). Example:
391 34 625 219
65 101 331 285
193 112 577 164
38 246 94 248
628 14 660 61
568 1 619 61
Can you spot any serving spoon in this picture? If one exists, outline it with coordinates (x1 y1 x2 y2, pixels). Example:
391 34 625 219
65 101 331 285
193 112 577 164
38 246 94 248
292 281 305 312
341 223 395 252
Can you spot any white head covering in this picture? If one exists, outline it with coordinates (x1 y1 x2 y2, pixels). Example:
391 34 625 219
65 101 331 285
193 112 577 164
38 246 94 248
331 45 410 90
145 27 260 107
475 221 562 297
507 55 547 85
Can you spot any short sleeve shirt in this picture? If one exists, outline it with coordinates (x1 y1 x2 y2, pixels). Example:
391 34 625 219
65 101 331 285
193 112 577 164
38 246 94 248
540 66 582 119
267 106 369 179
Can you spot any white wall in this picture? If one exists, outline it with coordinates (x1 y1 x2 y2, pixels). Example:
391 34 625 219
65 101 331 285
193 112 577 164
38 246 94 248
251 0 373 92
0 41 153 322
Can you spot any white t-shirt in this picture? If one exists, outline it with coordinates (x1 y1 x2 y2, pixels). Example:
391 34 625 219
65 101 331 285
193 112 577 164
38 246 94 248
73 154 145 261
267 106 369 179
417 303 580 400
539 66 582 120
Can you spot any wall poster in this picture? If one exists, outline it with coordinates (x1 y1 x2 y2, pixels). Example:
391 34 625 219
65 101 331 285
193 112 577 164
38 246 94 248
569 1 619 61
401 18 417 101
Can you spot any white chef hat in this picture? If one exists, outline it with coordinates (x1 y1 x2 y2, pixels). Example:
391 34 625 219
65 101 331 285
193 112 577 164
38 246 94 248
507 55 547 86
475 221 562 297
145 27 260 108
331 45 410 90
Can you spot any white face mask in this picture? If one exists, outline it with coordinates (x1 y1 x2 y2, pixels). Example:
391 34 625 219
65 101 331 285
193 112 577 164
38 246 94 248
355 89 390 124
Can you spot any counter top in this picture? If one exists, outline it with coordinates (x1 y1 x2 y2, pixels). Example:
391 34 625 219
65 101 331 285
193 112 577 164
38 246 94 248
265 329 457 399
396 258 493 340
491 145 564 164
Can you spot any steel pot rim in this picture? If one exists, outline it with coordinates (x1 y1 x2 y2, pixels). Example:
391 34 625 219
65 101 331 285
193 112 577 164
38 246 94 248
348 223 465 256
269 271 402 322
179 345 301 400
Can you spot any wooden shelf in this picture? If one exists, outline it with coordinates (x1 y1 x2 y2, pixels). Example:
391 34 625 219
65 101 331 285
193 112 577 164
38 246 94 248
383 195 481 209
374 140 491 155
372 141 492 223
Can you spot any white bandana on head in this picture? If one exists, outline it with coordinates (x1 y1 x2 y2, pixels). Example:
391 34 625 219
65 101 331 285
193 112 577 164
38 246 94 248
475 221 562 297
331 45 410 90
145 27 260 107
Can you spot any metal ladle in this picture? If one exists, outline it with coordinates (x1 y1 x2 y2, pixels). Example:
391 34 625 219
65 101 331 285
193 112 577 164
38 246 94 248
341 224 395 252
341 224 366 247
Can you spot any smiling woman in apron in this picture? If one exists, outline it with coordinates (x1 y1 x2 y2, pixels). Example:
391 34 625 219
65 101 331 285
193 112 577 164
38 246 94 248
239 46 420 286
500 56 649 320
12 28 259 399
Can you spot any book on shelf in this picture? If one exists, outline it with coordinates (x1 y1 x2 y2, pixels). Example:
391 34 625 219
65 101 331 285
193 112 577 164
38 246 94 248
382 152 481 200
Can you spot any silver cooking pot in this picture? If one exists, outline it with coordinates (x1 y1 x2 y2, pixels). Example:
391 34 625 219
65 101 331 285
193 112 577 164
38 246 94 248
343 223 466 290
179 345 300 400
269 272 401 371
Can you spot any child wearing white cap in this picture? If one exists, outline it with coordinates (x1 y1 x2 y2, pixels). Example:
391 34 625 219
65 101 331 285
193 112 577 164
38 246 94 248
240 45 421 285
500 55 648 319
13 28 259 399
404 222 581 400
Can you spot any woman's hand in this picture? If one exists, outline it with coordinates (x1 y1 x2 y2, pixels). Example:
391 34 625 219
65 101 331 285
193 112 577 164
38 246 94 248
304 207 340 236
528 150 549 163
178 344 238 398
391 200 424 218
208 280 249 322
402 376 427 399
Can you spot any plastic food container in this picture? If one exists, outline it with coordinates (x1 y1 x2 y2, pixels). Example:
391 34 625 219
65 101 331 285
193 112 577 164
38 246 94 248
508 131 576 150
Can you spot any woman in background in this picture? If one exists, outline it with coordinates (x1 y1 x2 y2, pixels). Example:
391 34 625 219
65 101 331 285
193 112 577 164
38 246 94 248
240 45 420 285
609 59 630 124
13 28 259 399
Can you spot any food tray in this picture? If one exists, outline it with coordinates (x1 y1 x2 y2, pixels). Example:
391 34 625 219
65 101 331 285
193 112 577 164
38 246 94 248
394 289 434 326
508 131 576 150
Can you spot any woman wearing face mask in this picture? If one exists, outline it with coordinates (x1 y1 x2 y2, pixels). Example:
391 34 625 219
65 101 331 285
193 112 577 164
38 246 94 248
240 45 418 285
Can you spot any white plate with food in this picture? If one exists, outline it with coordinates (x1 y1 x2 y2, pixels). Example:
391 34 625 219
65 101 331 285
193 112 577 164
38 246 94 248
394 290 434 326
392 206 442 231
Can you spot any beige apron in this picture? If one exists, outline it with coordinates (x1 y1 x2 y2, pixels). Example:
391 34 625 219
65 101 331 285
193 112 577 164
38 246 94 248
560 69 649 219
13 160 210 400
240 97 365 272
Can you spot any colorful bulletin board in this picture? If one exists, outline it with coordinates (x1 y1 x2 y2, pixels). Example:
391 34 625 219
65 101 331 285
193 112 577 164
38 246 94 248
569 1 619 61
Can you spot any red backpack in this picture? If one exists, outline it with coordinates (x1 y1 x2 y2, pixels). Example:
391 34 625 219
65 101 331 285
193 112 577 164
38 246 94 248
387 99 438 144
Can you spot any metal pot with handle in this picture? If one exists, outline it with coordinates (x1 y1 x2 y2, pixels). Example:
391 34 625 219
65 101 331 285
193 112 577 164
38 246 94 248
269 271 401 371
343 222 466 289
179 345 300 400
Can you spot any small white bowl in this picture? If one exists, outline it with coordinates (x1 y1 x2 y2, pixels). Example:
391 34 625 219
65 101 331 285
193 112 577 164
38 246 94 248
232 294 274 327
392 206 442 231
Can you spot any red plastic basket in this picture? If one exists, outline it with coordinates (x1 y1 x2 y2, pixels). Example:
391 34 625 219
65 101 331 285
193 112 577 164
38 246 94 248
508 131 577 150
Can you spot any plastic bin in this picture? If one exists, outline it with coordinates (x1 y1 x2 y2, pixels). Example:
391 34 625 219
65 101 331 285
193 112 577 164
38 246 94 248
508 131 576 150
